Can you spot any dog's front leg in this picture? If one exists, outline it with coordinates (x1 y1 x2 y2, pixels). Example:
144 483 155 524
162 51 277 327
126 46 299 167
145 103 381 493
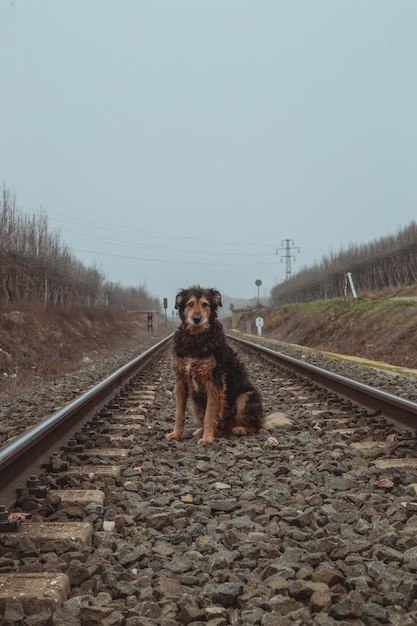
197 385 220 445
166 378 188 441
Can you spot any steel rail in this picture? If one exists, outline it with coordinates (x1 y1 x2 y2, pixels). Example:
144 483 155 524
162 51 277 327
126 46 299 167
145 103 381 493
229 334 417 434
0 334 173 511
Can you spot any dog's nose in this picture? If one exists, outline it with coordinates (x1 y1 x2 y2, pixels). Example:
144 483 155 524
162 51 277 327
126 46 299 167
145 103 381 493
192 315 201 325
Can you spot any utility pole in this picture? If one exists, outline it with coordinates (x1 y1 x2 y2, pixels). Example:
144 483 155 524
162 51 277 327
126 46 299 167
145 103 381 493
255 279 262 306
276 239 300 280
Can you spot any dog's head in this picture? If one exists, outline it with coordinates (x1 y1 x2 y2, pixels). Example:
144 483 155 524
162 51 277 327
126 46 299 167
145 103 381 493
175 285 222 333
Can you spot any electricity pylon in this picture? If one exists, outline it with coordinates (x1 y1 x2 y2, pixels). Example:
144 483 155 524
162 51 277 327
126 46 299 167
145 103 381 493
276 239 300 280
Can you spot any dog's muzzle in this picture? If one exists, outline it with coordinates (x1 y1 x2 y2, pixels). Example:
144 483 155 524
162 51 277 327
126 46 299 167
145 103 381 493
192 315 202 325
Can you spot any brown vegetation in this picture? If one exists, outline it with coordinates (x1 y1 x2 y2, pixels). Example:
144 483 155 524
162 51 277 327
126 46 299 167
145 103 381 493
271 222 417 304
0 298 164 400
0 186 160 310
234 287 417 370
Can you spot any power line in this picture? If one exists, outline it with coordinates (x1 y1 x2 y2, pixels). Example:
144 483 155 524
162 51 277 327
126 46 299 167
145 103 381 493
62 230 278 258
74 248 281 267
22 206 278 250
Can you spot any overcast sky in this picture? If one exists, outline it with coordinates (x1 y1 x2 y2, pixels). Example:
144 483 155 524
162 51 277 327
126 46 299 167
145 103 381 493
1 1 416 308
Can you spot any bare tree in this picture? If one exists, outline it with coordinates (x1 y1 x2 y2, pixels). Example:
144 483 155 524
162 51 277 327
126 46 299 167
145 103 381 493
0 185 161 310
271 221 417 304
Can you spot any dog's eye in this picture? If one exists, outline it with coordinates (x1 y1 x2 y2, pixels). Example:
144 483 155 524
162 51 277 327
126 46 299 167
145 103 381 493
186 302 193 308
202 302 209 308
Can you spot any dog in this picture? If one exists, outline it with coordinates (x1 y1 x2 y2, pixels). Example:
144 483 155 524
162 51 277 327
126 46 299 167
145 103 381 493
166 285 291 445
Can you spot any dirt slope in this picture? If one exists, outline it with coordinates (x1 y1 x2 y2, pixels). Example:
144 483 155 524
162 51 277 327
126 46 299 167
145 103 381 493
0 302 172 400
232 288 417 370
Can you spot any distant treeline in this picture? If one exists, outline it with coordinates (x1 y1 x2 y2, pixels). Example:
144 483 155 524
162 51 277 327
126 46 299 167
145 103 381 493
271 221 417 304
0 187 161 311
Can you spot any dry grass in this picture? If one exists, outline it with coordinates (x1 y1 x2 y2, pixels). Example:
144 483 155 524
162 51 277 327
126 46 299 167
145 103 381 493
238 290 417 370
0 299 160 400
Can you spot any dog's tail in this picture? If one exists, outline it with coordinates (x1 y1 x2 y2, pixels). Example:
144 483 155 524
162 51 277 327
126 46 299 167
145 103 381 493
263 411 293 429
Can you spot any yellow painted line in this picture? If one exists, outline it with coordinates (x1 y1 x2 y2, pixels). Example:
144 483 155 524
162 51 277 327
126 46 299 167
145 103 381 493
229 330 417 378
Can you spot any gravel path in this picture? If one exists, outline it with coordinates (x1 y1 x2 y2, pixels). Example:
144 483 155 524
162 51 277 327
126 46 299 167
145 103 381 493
1 336 417 624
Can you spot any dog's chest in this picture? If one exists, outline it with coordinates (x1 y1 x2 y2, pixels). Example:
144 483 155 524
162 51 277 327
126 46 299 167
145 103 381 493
175 356 216 391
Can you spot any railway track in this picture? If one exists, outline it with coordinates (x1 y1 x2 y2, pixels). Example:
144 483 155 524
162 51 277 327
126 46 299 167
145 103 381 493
0 335 173 513
1 335 417 624
230 335 417 435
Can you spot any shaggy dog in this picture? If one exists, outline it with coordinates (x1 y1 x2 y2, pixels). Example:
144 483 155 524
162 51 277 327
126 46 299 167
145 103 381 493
166 285 291 445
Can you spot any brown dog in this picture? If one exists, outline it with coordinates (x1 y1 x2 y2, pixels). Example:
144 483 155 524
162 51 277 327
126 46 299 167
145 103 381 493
166 285 291 445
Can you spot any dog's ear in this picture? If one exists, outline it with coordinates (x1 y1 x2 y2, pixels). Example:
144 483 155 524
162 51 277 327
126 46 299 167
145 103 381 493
210 289 222 308
175 289 188 310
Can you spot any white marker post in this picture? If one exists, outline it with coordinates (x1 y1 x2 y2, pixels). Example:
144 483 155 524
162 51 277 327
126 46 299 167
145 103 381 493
255 317 264 337
347 272 357 298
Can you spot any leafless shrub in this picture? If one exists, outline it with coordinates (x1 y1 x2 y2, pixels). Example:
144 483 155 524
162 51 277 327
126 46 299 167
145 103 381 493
0 186 161 310
271 221 417 304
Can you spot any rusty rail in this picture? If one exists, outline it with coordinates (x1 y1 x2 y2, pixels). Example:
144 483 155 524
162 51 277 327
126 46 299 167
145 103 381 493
0 334 173 511
229 334 417 435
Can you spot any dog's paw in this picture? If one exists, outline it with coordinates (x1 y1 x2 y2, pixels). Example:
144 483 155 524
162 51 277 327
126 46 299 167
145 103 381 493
232 426 251 436
197 434 214 445
166 431 182 441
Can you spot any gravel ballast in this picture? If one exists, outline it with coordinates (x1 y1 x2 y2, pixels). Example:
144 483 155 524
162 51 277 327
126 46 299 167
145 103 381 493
1 335 417 624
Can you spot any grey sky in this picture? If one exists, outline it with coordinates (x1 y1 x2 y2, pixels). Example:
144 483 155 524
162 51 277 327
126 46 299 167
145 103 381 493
1 1 416 308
